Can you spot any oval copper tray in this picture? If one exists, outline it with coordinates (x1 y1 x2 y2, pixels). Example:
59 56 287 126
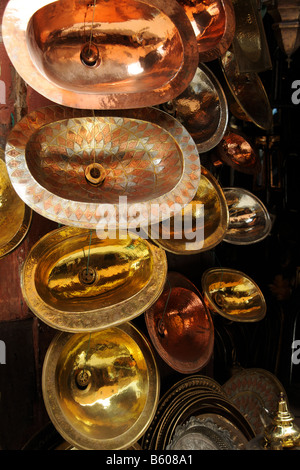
216 130 261 175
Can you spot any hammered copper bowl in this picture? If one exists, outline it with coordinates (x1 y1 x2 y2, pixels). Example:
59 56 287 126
0 157 32 259
145 272 214 374
42 322 160 450
2 0 198 109
223 187 272 245
21 226 167 333
215 131 261 175
201 268 266 322
5 105 200 229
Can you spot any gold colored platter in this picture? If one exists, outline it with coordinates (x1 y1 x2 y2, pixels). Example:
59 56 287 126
21 226 167 333
2 0 198 110
201 268 267 322
144 166 229 255
0 156 32 259
5 105 200 229
42 322 160 450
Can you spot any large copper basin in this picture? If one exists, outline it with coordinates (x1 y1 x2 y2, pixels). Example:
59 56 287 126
21 226 167 332
42 323 160 450
144 272 214 374
5 106 200 229
202 268 266 322
0 156 32 259
145 166 229 255
2 0 198 109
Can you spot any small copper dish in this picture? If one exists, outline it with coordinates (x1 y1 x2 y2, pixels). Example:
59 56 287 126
144 272 214 374
178 0 236 62
2 0 198 109
146 166 229 255
0 156 32 259
5 105 200 229
162 64 228 154
223 187 272 245
42 322 160 450
215 130 261 175
201 268 267 322
220 49 273 130
21 226 167 332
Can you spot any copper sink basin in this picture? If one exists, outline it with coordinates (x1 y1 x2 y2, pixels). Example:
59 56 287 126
144 272 214 374
2 0 198 109
21 226 167 332
5 106 200 229
0 156 32 259
42 322 160 450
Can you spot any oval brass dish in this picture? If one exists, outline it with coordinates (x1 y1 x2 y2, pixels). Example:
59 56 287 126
21 226 167 332
42 322 160 450
162 65 228 154
220 49 273 130
0 157 32 259
146 166 229 255
2 0 198 110
223 187 272 245
144 272 214 374
201 268 266 322
5 105 200 229
178 0 236 62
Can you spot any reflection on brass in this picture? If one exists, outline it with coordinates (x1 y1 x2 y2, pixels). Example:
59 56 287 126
2 0 198 110
223 187 272 245
144 272 214 374
42 322 160 450
178 0 236 62
264 393 300 450
5 105 200 229
0 157 32 259
145 166 229 255
21 226 167 332
201 268 266 322
162 65 228 153
216 130 261 175
230 0 272 73
266 0 300 64
221 49 273 130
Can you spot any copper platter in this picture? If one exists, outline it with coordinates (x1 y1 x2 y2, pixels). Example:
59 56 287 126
223 187 272 245
162 64 229 154
5 105 200 229
220 49 273 130
144 166 229 255
177 0 236 62
42 322 160 450
201 267 267 322
21 226 167 333
144 272 214 374
2 0 198 110
0 156 32 259
223 368 287 436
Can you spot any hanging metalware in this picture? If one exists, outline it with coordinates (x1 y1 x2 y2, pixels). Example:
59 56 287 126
42 322 160 450
21 226 167 332
2 0 199 109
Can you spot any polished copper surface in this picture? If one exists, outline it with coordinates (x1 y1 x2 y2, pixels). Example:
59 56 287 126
230 0 272 73
0 156 32 259
201 268 267 322
144 272 214 374
177 0 236 62
21 226 167 332
215 130 261 175
2 0 198 109
162 64 228 153
221 49 273 130
5 105 200 229
223 187 272 245
42 322 160 450
145 166 229 255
